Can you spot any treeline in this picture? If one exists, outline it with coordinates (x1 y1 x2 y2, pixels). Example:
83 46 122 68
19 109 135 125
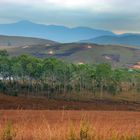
0 50 140 98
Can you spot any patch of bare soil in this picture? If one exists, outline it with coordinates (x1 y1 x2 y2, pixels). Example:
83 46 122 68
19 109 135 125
0 94 140 111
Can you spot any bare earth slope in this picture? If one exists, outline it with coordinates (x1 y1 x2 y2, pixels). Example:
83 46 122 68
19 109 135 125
0 94 140 111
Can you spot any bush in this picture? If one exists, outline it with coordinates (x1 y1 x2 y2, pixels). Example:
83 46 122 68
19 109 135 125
1 122 16 140
68 123 77 140
80 121 91 140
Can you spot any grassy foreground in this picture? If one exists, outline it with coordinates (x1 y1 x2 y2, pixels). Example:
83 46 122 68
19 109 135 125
0 110 140 140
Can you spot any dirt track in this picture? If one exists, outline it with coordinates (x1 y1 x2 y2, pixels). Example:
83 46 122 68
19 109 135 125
0 94 140 111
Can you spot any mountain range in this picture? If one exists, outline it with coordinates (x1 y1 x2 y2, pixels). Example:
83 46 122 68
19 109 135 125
0 20 140 46
0 20 140 67
0 20 114 43
81 34 140 47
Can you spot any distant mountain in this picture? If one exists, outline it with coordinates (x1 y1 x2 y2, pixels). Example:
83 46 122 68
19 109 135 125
0 35 57 47
0 20 114 43
81 34 140 47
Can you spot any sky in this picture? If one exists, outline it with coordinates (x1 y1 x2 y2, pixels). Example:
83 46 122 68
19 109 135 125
0 0 140 34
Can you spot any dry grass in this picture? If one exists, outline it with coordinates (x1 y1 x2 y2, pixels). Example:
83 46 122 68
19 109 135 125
0 110 140 140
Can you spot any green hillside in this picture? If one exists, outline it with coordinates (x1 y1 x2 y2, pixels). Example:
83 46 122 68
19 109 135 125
0 35 57 47
4 43 140 67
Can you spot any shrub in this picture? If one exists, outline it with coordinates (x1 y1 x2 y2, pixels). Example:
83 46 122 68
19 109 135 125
1 122 16 140
68 123 77 140
79 121 91 140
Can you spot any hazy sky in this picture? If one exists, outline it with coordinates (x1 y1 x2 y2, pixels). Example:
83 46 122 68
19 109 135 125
0 0 140 33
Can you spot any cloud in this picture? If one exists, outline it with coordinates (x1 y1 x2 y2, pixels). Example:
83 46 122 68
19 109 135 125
0 0 139 12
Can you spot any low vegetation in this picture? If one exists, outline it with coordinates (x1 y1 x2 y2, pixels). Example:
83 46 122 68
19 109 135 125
1 121 16 140
0 110 140 140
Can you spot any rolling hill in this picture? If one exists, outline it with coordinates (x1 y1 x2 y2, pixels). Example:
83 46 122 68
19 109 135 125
0 35 57 47
5 43 140 68
81 34 140 47
0 20 114 43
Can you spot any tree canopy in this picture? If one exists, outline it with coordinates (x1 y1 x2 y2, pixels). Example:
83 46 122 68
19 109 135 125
0 50 140 98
